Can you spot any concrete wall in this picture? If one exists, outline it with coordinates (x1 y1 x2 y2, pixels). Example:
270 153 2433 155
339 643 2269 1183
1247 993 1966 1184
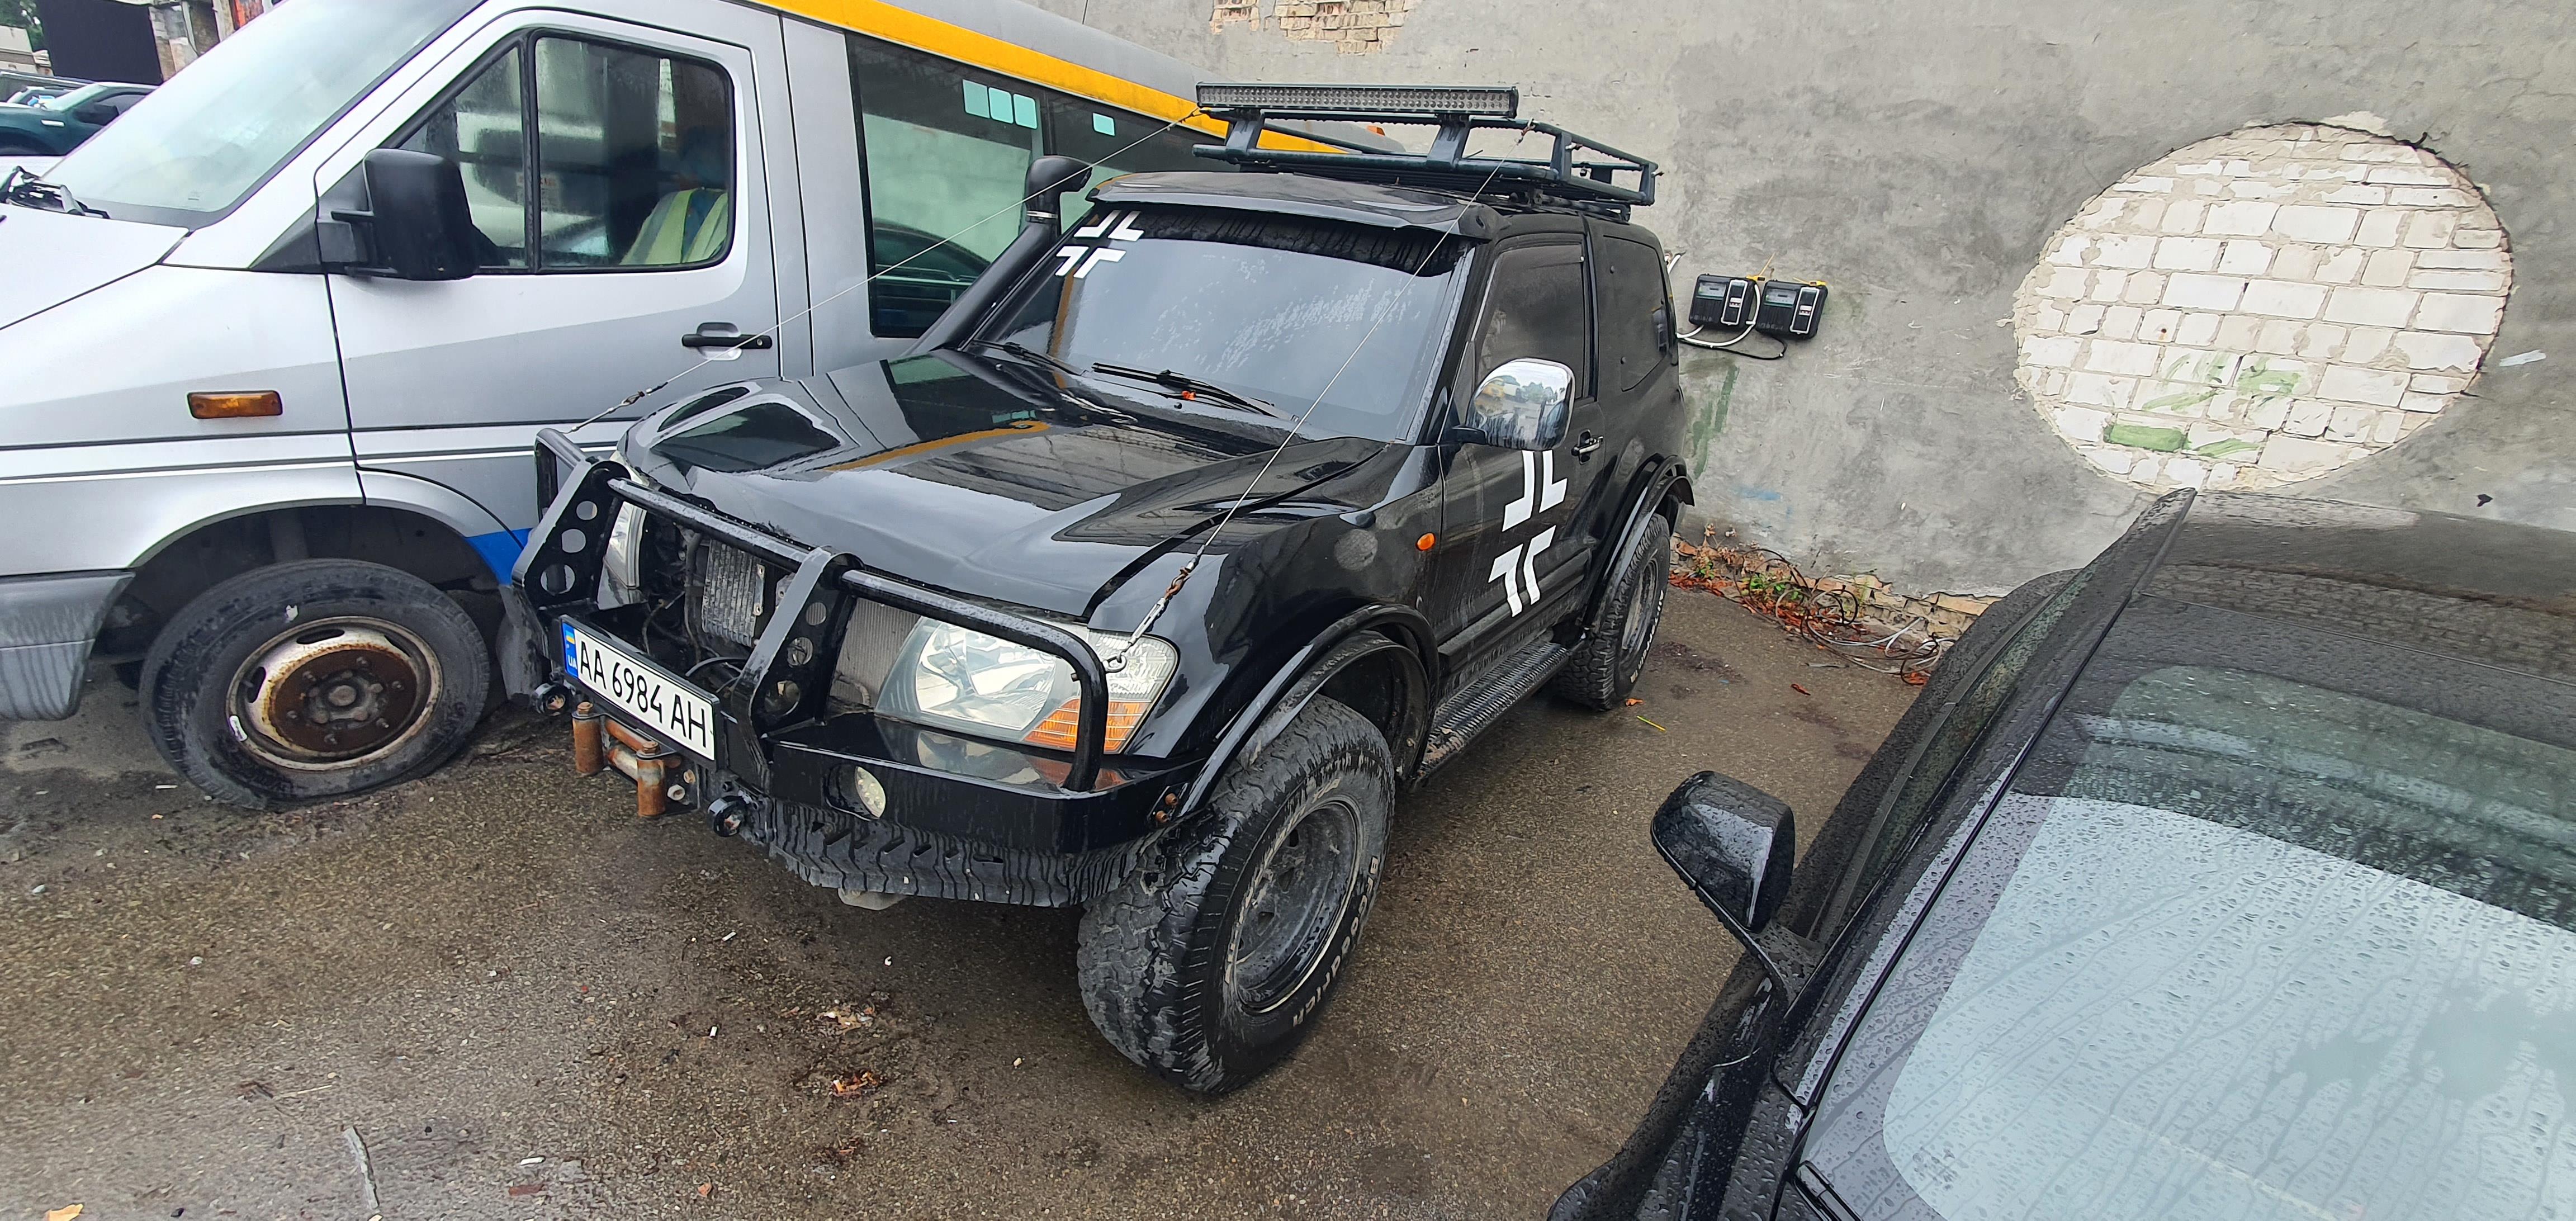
1022 0 2575 595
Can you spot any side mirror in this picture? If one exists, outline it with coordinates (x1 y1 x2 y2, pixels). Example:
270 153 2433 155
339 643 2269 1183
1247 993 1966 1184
357 148 481 281
1654 771 1813 993
1024 154 1091 233
73 103 117 126
1455 357 1571 450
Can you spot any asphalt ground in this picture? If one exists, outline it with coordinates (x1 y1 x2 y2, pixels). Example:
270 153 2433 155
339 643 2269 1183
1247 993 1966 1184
0 587 1916 1221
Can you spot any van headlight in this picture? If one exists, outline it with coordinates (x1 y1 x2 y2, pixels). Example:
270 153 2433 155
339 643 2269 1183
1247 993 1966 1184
878 620 1177 754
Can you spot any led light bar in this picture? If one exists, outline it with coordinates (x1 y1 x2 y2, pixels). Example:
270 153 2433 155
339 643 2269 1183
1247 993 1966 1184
1196 82 1519 119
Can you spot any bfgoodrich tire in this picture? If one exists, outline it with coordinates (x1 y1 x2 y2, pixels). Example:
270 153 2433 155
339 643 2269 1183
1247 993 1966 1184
1077 695 1393 1093
1551 512 1672 711
140 560 491 809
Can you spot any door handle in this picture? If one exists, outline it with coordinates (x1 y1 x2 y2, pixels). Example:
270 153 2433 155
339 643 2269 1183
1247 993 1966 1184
1572 432 1601 460
681 326 774 351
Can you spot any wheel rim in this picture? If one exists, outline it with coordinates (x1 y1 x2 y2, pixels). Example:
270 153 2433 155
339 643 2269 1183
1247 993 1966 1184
1227 797 1362 1015
1618 556 1664 679
229 617 442 772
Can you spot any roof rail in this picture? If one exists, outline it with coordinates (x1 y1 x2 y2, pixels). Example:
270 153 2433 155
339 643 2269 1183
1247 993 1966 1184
1191 82 1657 216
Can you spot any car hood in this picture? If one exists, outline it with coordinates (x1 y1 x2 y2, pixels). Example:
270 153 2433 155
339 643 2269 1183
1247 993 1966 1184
0 202 186 329
620 353 1401 618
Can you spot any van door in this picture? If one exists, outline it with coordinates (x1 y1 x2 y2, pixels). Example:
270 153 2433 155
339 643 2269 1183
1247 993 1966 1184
323 3 788 572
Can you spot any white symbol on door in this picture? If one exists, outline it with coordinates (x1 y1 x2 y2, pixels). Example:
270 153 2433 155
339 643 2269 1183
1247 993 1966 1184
1489 449 1567 614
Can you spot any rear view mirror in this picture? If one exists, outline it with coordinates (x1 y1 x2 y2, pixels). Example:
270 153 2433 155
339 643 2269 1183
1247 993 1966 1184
357 148 481 281
1654 771 1813 993
1456 357 1572 450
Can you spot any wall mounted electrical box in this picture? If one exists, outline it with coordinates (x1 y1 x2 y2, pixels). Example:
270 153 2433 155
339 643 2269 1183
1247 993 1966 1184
1689 273 1827 339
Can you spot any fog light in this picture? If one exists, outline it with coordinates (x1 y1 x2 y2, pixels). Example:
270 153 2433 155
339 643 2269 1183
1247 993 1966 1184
839 765 888 820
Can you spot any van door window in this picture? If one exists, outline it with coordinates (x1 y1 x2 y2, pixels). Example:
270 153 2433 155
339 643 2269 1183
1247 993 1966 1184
395 47 529 268
533 37 734 268
391 35 733 272
847 38 1038 337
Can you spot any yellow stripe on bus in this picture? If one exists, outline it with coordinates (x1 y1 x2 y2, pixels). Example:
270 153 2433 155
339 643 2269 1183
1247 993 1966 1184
772 0 1341 154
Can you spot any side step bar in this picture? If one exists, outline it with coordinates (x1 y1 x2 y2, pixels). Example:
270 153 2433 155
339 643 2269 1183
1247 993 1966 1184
1418 640 1571 778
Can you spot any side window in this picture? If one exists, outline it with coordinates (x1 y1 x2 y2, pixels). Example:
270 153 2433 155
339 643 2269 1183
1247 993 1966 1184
1595 235 1670 394
396 48 529 269
848 37 1039 337
533 37 733 268
394 36 733 272
1471 242 1590 390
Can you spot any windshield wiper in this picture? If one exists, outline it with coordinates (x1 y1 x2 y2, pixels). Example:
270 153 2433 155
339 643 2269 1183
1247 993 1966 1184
1 166 110 218
964 339 1087 382
1087 363 1287 419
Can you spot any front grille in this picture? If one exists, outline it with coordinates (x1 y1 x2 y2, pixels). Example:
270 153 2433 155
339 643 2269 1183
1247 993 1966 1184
695 542 768 646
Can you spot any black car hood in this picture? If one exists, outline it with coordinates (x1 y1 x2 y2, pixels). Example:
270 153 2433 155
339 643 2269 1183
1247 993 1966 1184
621 352 1399 617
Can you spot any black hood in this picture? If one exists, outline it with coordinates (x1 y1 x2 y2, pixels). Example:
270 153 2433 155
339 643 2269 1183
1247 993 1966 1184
619 352 1400 617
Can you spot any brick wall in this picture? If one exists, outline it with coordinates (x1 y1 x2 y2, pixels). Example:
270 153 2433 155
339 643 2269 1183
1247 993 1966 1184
1209 0 1415 53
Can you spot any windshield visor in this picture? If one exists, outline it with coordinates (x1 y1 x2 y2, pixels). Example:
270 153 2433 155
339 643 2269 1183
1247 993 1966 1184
46 0 476 225
982 205 1467 443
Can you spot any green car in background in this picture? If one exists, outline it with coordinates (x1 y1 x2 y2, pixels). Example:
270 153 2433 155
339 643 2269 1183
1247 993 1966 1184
0 82 154 157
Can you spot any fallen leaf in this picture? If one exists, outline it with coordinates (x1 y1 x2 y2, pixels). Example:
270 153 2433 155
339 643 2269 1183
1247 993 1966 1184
507 1183 547 1198
697 1182 714 1199
46 1206 81 1221
829 1069 885 1097
1791 683 1811 695
1623 697 1644 707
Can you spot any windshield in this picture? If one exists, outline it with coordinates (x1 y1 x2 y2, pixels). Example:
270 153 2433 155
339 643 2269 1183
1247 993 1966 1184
981 205 1467 443
45 0 475 225
1801 600 2576 1221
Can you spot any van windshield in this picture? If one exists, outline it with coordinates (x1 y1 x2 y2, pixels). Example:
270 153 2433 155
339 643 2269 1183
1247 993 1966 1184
47 0 475 226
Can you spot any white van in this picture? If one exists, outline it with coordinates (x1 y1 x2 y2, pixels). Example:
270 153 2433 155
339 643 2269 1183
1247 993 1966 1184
0 0 1327 806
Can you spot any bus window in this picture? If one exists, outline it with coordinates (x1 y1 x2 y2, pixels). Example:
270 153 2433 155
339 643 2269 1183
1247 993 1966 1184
1043 97 1212 220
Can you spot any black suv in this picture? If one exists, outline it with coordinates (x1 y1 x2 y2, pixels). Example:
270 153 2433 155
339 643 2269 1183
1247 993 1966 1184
502 87 1690 1091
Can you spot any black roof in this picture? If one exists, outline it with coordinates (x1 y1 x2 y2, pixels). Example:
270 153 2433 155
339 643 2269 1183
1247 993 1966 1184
2153 491 2576 685
1091 171 1504 236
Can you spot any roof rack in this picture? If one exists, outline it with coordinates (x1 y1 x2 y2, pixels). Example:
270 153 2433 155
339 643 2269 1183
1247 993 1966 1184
1191 83 1657 217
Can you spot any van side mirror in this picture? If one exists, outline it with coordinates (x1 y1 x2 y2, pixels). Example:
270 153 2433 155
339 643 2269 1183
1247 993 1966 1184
1024 154 1091 233
353 148 481 281
1452 357 1571 450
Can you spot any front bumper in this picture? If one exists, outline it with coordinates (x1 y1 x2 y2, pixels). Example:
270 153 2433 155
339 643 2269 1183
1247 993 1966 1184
510 432 1194 907
0 570 132 720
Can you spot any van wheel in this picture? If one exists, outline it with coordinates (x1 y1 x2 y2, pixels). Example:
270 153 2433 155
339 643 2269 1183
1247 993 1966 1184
140 560 490 809
1076 696 1392 1093
1551 513 1671 711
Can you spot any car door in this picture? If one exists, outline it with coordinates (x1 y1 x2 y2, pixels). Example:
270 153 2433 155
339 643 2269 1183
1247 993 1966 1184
324 2 787 567
1426 236 1613 682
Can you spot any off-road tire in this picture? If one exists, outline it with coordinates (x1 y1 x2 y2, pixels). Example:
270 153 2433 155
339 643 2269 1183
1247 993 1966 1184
1077 696 1393 1093
140 560 490 809
1551 512 1673 710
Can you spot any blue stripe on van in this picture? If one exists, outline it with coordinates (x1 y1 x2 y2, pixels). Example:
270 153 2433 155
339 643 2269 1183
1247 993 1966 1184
468 529 531 584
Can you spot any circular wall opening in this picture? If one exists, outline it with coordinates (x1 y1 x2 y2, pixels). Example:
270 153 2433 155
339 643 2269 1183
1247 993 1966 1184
2012 123 2511 490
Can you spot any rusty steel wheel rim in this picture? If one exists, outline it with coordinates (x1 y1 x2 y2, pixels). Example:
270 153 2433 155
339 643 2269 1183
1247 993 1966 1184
228 617 442 771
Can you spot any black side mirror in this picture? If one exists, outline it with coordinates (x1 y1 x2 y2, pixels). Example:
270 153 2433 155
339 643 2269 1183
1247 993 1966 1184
1023 154 1091 233
357 148 481 281
1654 771 1807 992
73 103 116 126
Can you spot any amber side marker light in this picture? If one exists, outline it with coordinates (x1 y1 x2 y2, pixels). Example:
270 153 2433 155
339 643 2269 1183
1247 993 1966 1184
1417 533 1436 551
188 391 282 419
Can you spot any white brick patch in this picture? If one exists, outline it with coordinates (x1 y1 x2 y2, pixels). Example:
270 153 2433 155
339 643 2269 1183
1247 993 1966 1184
2014 124 2510 493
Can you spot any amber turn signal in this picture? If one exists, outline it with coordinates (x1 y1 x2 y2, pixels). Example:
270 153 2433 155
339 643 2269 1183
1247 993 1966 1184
188 391 282 419
1416 533 1436 551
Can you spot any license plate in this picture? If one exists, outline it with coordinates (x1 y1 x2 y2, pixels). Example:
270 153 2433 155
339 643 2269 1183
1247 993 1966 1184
562 622 718 761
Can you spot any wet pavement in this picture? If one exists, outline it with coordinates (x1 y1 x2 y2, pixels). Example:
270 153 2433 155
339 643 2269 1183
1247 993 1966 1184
0 588 1915 1220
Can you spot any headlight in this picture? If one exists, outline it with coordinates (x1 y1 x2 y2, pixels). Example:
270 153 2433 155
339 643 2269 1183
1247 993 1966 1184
878 619 1177 754
599 503 646 608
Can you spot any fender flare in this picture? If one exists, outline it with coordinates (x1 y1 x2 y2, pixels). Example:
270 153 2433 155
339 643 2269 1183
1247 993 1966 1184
1581 459 1692 635
1177 604 1434 816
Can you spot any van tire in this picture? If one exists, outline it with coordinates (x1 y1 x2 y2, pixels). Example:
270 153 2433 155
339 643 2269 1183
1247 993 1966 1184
1552 512 1671 711
140 560 490 809
1076 696 1392 1093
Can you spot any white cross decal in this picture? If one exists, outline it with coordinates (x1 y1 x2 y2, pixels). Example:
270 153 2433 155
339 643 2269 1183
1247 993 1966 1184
1489 450 1568 614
